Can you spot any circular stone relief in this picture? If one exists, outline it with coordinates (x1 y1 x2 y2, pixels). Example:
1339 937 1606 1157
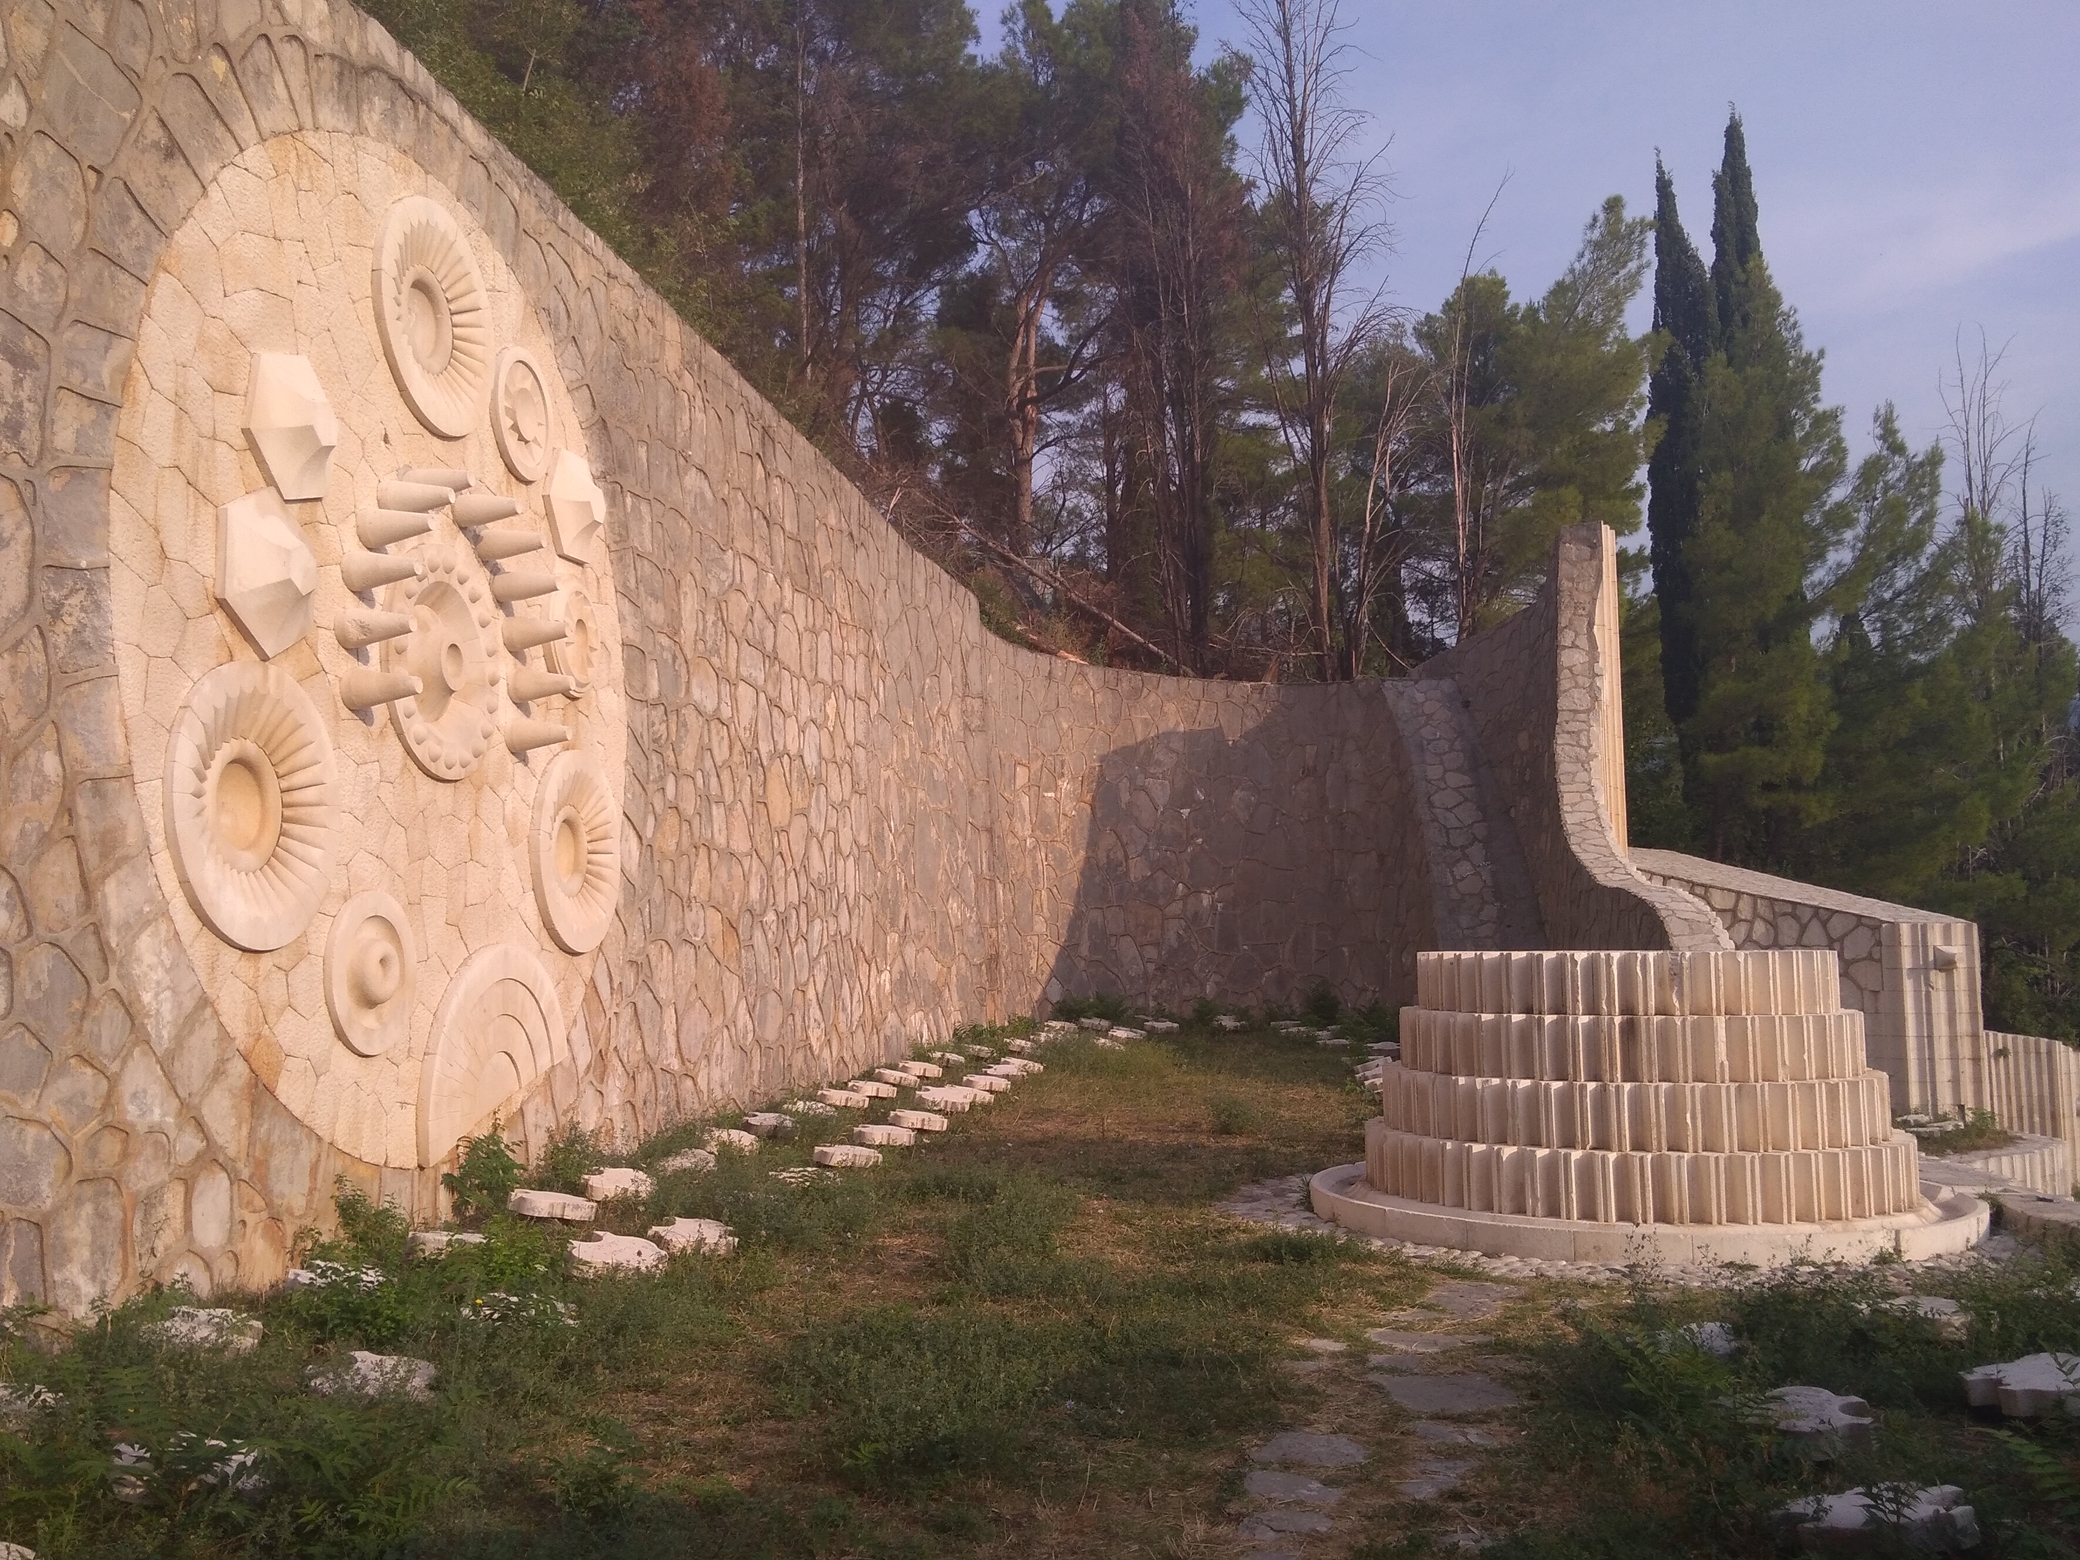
419 943 567 1166
385 543 502 781
373 195 491 439
543 589 599 695
490 346 553 482
530 749 621 954
324 890 419 1056
165 661 338 952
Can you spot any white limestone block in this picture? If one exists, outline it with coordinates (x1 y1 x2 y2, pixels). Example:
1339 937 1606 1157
1108 1027 1147 1041
545 447 607 562
1042 1021 1080 1034
814 1144 883 1169
1077 1018 1111 1032
990 1059 1043 1076
307 1350 437 1402
658 1149 718 1176
216 488 318 657
1889 1295 1966 1338
848 1079 899 1099
705 1128 761 1154
743 1112 796 1137
569 1233 666 1274
786 1100 838 1116
1215 1016 1245 1031
1094 1037 1124 1050
1780 1485 1979 1550
1961 1353 2080 1417
407 1231 486 1257
962 1074 1010 1094
244 352 339 501
581 1168 654 1201
1670 1322 1737 1357
898 1061 943 1079
818 1088 872 1109
1147 1020 1180 1033
889 1109 950 1132
913 1088 972 1112
649 1218 737 1255
769 1167 837 1186
1005 1038 1037 1054
869 1069 917 1088
144 1308 263 1354
855 1124 918 1147
0 1540 35 1558
508 1188 598 1222
931 1051 969 1066
1764 1385 1875 1456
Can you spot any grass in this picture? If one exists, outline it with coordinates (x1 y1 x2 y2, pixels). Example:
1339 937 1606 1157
1911 1108 2022 1158
4 1013 2078 1557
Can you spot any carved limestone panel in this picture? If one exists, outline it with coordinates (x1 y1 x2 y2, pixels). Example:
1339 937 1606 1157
419 944 568 1166
530 750 621 955
383 542 503 782
164 662 338 952
326 890 420 1057
544 447 606 564
215 490 318 659
373 196 491 439
243 352 341 502
491 346 553 482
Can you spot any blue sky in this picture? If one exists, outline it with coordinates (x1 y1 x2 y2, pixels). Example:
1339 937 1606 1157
981 1 2080 526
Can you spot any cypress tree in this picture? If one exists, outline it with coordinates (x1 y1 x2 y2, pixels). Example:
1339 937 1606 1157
1679 112 1846 863
1644 159 1713 733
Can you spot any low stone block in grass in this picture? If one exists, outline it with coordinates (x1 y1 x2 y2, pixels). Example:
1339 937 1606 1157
650 1217 737 1254
855 1123 917 1147
814 1144 883 1169
889 1109 949 1132
569 1232 666 1273
581 1167 655 1200
143 1307 263 1354
306 1350 437 1403
1961 1351 2080 1417
509 1188 598 1221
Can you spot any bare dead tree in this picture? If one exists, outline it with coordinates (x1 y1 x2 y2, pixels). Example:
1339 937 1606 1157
1236 0 1391 680
1437 178 1508 644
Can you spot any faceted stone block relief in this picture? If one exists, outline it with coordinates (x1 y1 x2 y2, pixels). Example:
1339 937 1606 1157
242 353 339 503
324 890 417 1058
214 490 317 660
418 943 568 1168
163 661 337 953
373 196 491 439
544 447 604 565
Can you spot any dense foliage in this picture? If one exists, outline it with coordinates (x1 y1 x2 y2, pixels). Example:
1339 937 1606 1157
356 0 2077 1032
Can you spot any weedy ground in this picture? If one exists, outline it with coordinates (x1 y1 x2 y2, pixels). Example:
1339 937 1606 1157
1 1011 2077 1559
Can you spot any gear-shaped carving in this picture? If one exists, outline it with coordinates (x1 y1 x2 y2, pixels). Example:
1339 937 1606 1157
491 346 553 482
383 542 502 781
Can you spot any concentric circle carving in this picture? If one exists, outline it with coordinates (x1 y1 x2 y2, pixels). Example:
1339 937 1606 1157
544 589 599 695
384 543 502 781
490 346 552 481
530 750 621 954
419 944 567 1166
325 890 418 1057
373 196 490 439
165 662 338 952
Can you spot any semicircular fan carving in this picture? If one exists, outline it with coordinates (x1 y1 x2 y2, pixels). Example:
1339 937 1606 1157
418 943 568 1167
530 749 621 954
164 661 338 952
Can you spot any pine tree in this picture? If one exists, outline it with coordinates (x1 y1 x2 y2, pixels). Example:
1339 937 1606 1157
1643 159 1712 733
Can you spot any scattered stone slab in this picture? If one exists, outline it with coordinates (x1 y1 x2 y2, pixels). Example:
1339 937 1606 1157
1214 1015 1245 1031
1780 1484 1980 1552
1373 1372 1522 1416
965 1045 997 1058
658 1148 718 1175
847 1079 899 1099
1251 1431 1369 1468
770 1166 838 1186
509 1189 598 1222
1107 1027 1147 1041
569 1233 666 1274
307 1350 437 1403
706 1128 762 1153
1146 1020 1180 1033
742 1112 796 1137
1299 1338 1349 1354
898 1060 943 1079
869 1069 917 1088
1411 1421 1505 1448
785 1098 837 1116
914 1087 974 1111
1244 1469 1343 1504
932 1050 971 1065
818 1088 872 1109
408 1231 486 1257
144 1308 263 1354
581 1168 655 1200
854 1124 917 1147
1093 1037 1124 1050
0 1541 35 1559
1238 1510 1334 1539
814 1143 883 1169
1399 1459 1479 1500
649 1217 737 1254
1367 1328 1481 1355
1005 1038 1038 1054
962 1073 1010 1094
1664 1321 1737 1357
889 1109 949 1132
1042 1021 1079 1034
1763 1385 1876 1456
1961 1352 2080 1417
1077 1018 1112 1033
282 1260 386 1291
1394 1280 1517 1322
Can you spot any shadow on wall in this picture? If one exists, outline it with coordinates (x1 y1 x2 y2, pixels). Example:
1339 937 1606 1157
1039 692 1429 1014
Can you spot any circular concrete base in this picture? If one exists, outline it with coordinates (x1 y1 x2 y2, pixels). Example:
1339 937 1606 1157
1308 1163 1989 1267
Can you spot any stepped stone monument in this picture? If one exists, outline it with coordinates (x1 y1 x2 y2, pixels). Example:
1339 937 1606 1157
0 0 2056 1307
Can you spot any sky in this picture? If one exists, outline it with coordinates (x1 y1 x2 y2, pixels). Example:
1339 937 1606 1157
980 1 2080 524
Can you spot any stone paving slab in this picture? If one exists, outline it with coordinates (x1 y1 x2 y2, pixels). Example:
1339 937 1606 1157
1367 1328 1484 1354
1250 1432 1368 1468
1238 1510 1334 1539
1242 1470 1343 1505
1372 1372 1524 1415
